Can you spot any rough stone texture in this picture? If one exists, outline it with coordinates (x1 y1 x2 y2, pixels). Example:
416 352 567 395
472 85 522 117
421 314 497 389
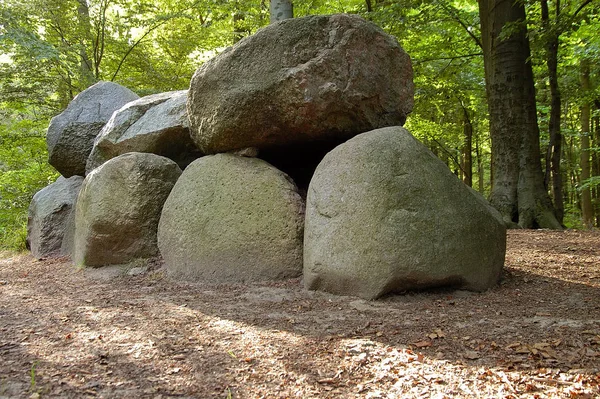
47 81 139 177
27 176 84 259
60 204 77 258
304 127 506 300
86 90 201 173
187 13 414 155
158 154 304 283
73 152 182 267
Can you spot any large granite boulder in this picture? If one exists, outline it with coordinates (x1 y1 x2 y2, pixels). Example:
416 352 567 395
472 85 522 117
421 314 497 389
47 81 139 177
158 154 304 282
304 127 506 300
73 152 181 267
187 13 414 155
86 90 201 173
27 176 84 259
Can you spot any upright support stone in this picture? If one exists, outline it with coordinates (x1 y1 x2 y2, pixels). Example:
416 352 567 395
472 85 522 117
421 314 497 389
158 154 305 283
27 176 84 259
73 152 181 267
304 127 506 300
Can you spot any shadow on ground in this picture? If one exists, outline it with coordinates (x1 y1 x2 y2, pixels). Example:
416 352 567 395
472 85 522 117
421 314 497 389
1 230 599 398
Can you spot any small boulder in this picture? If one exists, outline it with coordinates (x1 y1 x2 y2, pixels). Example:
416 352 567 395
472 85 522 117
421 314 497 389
47 81 139 177
27 176 84 259
158 154 304 283
73 152 182 267
86 90 201 173
187 13 413 155
304 127 506 300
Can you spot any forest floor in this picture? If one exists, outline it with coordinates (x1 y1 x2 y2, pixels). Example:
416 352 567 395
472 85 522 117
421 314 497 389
1 230 599 399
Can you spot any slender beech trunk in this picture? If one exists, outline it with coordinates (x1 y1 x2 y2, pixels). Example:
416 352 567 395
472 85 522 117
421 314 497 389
77 0 95 87
270 0 293 23
565 131 577 208
462 105 473 187
233 10 246 43
541 0 564 225
594 100 600 226
478 0 560 229
580 59 594 228
592 109 600 226
475 134 485 193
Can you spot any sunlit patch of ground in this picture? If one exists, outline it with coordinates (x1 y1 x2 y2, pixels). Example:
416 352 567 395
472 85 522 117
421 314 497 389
1 231 599 398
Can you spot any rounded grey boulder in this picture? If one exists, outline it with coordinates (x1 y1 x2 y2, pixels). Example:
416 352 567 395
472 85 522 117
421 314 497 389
47 81 139 177
158 154 305 283
73 152 182 267
86 90 201 173
187 13 414 154
304 127 506 300
27 176 84 259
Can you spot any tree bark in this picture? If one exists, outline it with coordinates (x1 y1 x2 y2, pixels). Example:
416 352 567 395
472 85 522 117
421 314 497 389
475 133 485 193
76 0 95 87
478 0 560 229
592 100 600 227
541 0 564 225
270 0 293 24
233 10 246 43
462 104 473 187
580 59 594 228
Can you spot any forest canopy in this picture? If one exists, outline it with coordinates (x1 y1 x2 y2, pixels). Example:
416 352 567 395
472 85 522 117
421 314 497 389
0 0 599 249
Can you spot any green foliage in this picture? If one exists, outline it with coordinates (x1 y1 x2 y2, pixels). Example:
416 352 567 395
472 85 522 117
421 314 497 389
0 0 598 244
563 203 584 230
0 107 58 250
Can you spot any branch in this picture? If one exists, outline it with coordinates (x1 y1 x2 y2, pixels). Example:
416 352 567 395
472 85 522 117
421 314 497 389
110 20 167 82
414 52 483 64
47 11 72 47
571 0 592 21
427 134 468 175
96 0 110 78
435 0 482 49
110 0 207 82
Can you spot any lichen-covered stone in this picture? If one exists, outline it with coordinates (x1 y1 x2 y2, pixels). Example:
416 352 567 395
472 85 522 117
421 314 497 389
304 127 506 300
86 90 201 173
187 13 413 155
73 152 181 267
158 154 304 282
27 176 83 259
47 81 139 177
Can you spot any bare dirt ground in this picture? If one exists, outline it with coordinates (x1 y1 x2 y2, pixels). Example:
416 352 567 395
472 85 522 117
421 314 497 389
1 230 599 399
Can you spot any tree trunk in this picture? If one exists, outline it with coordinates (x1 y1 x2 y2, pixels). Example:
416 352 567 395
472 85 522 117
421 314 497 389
541 0 564 225
580 59 594 228
270 0 293 24
594 100 600 226
475 134 485 193
478 0 561 229
77 0 95 87
233 10 246 43
462 105 473 187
